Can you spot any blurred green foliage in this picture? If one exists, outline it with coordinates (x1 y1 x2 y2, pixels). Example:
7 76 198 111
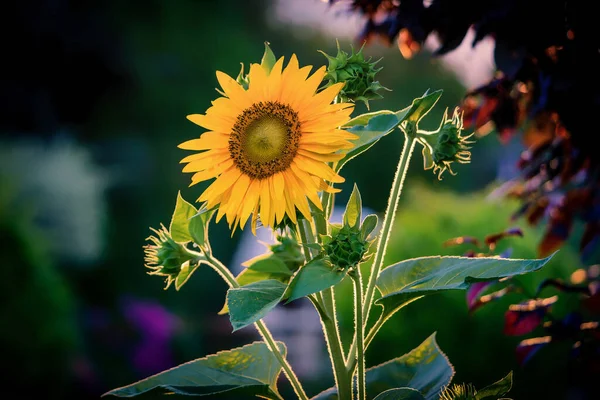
334 182 581 400
2 0 586 399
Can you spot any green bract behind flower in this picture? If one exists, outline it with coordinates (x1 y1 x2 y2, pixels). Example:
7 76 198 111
417 107 474 180
144 224 196 289
320 41 390 109
439 383 477 400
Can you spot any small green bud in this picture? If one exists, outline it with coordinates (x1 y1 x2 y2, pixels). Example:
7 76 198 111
417 107 474 180
323 225 369 270
319 41 390 109
144 224 196 289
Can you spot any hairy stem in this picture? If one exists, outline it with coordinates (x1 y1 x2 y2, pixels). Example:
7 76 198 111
345 133 417 372
350 270 366 400
203 253 309 400
309 295 353 400
298 219 351 399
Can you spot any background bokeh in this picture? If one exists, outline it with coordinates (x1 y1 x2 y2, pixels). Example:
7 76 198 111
1 1 592 399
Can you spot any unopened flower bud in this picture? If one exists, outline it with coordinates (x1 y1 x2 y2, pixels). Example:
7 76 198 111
323 225 369 270
144 224 196 289
320 41 390 109
417 107 474 179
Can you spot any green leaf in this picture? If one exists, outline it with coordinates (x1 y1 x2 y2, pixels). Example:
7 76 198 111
360 214 378 240
175 261 208 291
403 89 443 125
335 111 400 172
249 257 293 276
226 279 287 331
103 341 286 398
312 333 453 400
261 42 277 74
218 267 291 315
376 253 555 322
188 209 214 247
285 257 346 303
169 191 197 243
343 183 362 228
373 388 425 400
476 371 513 400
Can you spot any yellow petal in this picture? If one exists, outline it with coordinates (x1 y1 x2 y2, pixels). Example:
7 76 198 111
293 156 344 183
179 131 229 151
216 71 251 109
259 179 272 228
182 151 230 172
190 159 234 185
297 148 344 162
239 179 261 229
200 168 242 205
186 114 234 133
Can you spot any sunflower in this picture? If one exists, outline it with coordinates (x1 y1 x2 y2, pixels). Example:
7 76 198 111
178 55 356 233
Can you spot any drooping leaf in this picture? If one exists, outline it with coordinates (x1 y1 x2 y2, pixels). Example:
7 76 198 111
226 279 287 331
373 388 426 400
285 257 346 303
476 371 513 400
169 191 197 243
361 214 378 240
261 42 277 74
103 341 286 398
188 209 214 247
335 110 400 172
376 253 555 322
312 333 453 400
343 183 362 229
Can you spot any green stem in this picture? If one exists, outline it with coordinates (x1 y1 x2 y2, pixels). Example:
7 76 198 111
350 270 366 400
203 253 309 400
297 218 317 261
308 295 354 400
298 219 351 399
364 313 385 349
345 133 417 372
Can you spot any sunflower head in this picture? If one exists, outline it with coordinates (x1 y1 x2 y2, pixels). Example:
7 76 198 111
320 41 389 109
179 47 357 234
417 107 474 179
144 224 196 289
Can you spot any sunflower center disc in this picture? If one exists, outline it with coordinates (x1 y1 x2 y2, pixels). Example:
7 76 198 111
243 116 288 163
229 101 301 179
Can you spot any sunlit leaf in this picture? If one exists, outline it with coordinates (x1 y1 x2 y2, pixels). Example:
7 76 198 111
376 253 555 322
169 191 197 243
103 341 286 398
404 89 443 125
188 209 214 247
312 333 453 400
343 183 362 229
361 214 378 240
248 257 293 276
226 279 287 331
261 42 277 74
373 388 425 400
476 371 513 400
175 261 209 291
335 110 400 172
285 257 346 302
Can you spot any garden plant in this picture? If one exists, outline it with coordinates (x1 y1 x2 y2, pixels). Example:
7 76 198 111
104 42 554 400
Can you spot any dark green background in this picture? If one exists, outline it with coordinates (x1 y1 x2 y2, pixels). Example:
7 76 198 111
0 1 587 399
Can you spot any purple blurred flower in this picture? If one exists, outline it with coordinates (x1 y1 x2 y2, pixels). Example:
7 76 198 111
121 296 182 376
